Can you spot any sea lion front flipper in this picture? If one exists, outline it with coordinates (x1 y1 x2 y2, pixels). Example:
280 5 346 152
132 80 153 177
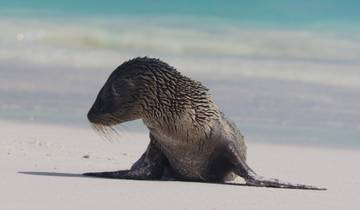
83 134 168 180
225 143 326 190
83 170 134 179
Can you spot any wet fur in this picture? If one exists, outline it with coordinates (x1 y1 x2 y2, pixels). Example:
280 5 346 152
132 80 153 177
85 57 325 190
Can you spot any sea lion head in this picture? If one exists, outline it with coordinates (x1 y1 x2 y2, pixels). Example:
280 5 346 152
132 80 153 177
87 59 148 126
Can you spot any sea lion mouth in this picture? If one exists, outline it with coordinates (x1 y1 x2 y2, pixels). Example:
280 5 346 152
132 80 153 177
88 111 123 141
87 111 122 126
90 121 121 141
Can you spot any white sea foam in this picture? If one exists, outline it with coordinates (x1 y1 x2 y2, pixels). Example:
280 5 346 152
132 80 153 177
1 17 360 88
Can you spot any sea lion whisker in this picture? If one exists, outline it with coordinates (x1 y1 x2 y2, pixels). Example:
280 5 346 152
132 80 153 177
90 123 103 135
103 126 116 142
89 118 119 143
103 126 116 143
94 124 113 143
109 126 121 138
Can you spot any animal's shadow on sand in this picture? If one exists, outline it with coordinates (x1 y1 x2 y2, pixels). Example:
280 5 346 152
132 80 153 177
19 171 85 178
18 171 250 187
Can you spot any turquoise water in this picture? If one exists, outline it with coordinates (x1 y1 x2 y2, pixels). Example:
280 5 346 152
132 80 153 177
0 1 359 148
2 0 360 26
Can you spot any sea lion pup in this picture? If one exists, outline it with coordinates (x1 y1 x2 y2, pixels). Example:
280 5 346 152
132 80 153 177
84 57 325 190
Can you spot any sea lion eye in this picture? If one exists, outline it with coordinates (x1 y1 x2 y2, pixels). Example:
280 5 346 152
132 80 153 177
111 80 128 96
111 79 134 97
111 83 120 96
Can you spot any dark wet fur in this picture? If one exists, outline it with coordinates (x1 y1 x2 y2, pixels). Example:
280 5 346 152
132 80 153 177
84 57 326 190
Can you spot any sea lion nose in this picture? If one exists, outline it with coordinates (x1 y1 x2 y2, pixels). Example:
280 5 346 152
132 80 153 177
87 110 95 122
87 106 99 123
87 97 104 122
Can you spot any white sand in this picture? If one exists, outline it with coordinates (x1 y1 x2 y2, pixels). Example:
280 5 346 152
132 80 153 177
1 120 359 210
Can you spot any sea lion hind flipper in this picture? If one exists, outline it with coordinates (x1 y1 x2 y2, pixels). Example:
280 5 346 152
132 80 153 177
225 143 326 190
244 176 327 190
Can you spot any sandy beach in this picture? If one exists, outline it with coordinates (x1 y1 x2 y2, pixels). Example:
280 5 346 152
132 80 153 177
1 120 358 210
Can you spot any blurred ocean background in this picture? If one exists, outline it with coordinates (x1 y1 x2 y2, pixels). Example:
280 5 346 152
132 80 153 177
0 0 359 148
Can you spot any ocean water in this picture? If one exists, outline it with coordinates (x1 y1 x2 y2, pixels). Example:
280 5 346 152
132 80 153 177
0 1 359 148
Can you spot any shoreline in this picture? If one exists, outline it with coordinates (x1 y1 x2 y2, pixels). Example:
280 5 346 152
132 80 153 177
2 118 359 151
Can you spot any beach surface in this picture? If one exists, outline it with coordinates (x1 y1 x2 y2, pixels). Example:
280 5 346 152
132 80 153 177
1 120 358 210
